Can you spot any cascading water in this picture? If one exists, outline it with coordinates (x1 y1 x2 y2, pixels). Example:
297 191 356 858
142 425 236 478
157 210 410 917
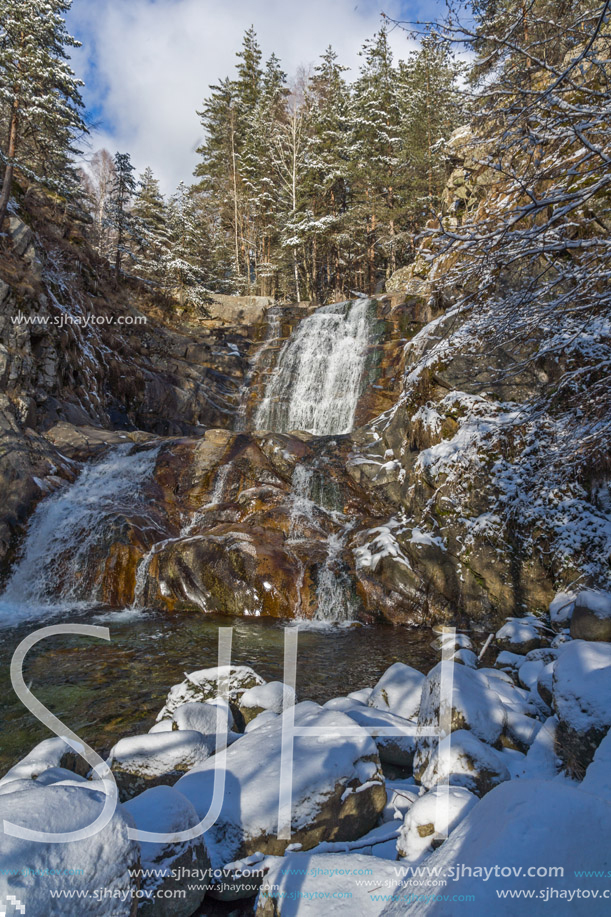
287 463 357 625
0 443 161 622
255 298 373 436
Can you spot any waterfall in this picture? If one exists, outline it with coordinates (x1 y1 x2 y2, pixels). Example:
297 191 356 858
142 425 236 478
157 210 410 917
255 298 373 436
287 463 356 624
0 443 160 621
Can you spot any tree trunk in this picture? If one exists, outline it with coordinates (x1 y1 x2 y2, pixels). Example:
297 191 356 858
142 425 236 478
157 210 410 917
0 100 19 230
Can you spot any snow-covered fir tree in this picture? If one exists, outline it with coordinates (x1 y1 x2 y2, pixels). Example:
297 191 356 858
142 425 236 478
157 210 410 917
0 0 86 226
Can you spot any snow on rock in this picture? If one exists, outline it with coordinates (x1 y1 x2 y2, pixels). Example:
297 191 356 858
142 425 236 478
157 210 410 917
239 681 297 724
381 780 611 916
518 658 546 692
156 665 266 723
495 615 545 654
549 591 576 627
176 706 386 869
108 730 212 801
397 786 477 864
514 716 562 779
149 720 174 734
347 688 373 704
0 736 82 789
343 705 418 768
256 852 404 917
450 648 478 668
581 731 611 801
420 730 510 796
494 650 524 672
0 785 139 916
415 663 505 782
368 662 425 721
244 710 280 733
503 709 542 752
570 590 611 642
552 640 611 773
536 661 555 707
172 700 237 749
124 785 210 917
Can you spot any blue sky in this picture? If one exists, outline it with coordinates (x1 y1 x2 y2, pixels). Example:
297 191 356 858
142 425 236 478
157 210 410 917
67 0 446 191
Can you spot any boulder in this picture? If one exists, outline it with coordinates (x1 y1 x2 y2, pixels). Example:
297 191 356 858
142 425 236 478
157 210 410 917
0 737 83 789
176 706 386 868
549 591 576 627
570 590 611 642
581 731 611 801
343 705 418 768
172 700 235 742
420 730 510 796
239 682 296 725
397 785 478 863
0 785 139 916
368 662 425 721
156 665 266 729
552 640 611 775
124 785 211 917
418 663 506 744
495 615 545 654
381 780 611 916
536 662 555 707
108 731 212 800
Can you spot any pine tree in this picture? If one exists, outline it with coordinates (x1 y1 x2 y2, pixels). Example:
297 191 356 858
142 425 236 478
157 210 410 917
397 37 463 229
105 152 137 279
350 27 405 288
164 182 212 314
303 47 353 301
0 0 87 227
132 167 169 284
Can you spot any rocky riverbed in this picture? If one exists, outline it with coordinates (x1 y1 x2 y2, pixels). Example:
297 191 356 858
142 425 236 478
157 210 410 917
1 589 610 915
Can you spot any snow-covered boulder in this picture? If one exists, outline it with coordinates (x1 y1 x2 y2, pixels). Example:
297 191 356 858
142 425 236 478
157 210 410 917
517 657 545 691
149 720 174 733
397 785 477 863
381 780 611 916
176 706 386 868
256 852 404 917
514 716 562 779
502 709 541 752
0 785 139 916
0 736 83 789
348 687 373 704
495 615 545 654
239 681 296 725
552 640 611 774
536 661 555 707
420 730 510 796
494 650 524 672
383 780 419 823
172 700 236 747
549 591 576 627
343 705 418 767
570 590 611 642
368 662 425 721
450 648 478 668
414 663 505 780
581 731 611 801
157 665 266 727
108 730 212 800
124 785 210 917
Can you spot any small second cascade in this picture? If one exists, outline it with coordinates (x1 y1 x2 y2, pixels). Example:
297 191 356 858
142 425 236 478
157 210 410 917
255 298 373 436
0 444 161 619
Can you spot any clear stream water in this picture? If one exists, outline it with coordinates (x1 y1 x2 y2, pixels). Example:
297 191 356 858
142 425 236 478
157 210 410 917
0 300 438 772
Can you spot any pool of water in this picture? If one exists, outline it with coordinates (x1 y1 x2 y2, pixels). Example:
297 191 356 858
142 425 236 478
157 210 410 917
0 607 438 774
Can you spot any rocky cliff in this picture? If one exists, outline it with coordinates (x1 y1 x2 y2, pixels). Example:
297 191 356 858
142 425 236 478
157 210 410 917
1 166 608 628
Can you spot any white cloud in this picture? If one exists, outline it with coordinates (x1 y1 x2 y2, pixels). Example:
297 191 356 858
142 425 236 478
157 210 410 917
69 0 419 192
